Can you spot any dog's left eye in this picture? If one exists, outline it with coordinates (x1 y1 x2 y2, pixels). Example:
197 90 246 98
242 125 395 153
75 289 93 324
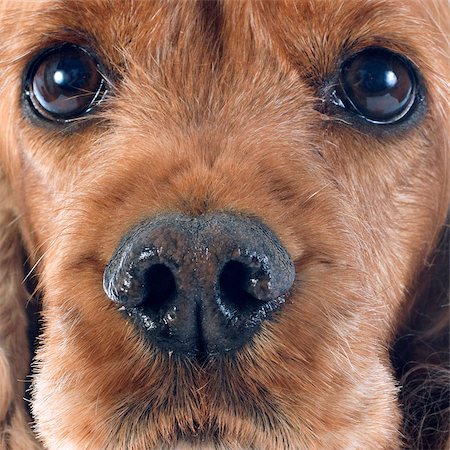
332 48 418 124
24 44 106 122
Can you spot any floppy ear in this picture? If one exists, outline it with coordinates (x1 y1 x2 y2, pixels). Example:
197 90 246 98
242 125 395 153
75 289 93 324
392 217 450 450
0 167 40 448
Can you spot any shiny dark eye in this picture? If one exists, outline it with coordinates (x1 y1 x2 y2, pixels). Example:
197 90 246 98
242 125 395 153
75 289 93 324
25 44 106 122
336 48 417 124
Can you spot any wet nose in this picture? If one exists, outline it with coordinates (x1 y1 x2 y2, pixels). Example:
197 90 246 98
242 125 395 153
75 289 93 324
103 213 295 357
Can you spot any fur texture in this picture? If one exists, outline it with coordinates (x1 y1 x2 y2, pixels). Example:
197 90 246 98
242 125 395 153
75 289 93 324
0 1 448 449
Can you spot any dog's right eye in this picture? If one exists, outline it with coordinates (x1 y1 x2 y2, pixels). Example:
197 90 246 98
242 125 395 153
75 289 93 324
24 44 106 122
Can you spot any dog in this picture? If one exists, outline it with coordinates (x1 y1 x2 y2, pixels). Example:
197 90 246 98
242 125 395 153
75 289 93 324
0 0 448 448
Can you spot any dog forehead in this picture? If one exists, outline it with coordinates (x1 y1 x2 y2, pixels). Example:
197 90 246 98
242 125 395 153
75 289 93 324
5 0 442 84
10 0 433 61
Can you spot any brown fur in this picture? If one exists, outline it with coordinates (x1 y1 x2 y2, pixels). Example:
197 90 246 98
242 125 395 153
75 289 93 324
0 1 448 449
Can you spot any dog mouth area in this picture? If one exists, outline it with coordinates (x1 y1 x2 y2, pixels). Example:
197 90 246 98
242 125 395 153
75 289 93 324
103 347 286 448
113 391 284 450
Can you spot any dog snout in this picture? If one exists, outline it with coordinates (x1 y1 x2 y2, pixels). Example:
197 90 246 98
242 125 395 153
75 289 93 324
103 213 295 357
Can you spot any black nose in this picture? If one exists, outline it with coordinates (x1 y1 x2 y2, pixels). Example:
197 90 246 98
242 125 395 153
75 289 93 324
103 213 295 357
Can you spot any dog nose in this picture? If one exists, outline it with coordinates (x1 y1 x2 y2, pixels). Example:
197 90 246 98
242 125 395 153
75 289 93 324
103 213 295 356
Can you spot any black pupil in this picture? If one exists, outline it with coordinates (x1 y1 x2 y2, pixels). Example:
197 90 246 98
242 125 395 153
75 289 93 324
358 60 397 93
51 60 90 92
29 45 102 120
341 49 415 123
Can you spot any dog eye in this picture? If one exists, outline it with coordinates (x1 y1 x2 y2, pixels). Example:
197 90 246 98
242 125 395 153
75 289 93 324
335 48 417 124
24 44 106 122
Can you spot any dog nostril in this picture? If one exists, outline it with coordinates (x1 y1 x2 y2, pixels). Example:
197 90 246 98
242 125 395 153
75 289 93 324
142 264 177 312
219 260 263 311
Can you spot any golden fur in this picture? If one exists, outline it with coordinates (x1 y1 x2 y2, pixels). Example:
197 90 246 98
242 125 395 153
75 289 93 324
0 0 448 449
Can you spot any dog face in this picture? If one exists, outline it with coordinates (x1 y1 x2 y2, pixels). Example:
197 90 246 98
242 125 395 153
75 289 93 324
0 0 448 448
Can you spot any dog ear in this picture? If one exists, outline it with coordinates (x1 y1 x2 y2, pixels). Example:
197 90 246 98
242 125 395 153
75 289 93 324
0 166 40 448
392 216 450 450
